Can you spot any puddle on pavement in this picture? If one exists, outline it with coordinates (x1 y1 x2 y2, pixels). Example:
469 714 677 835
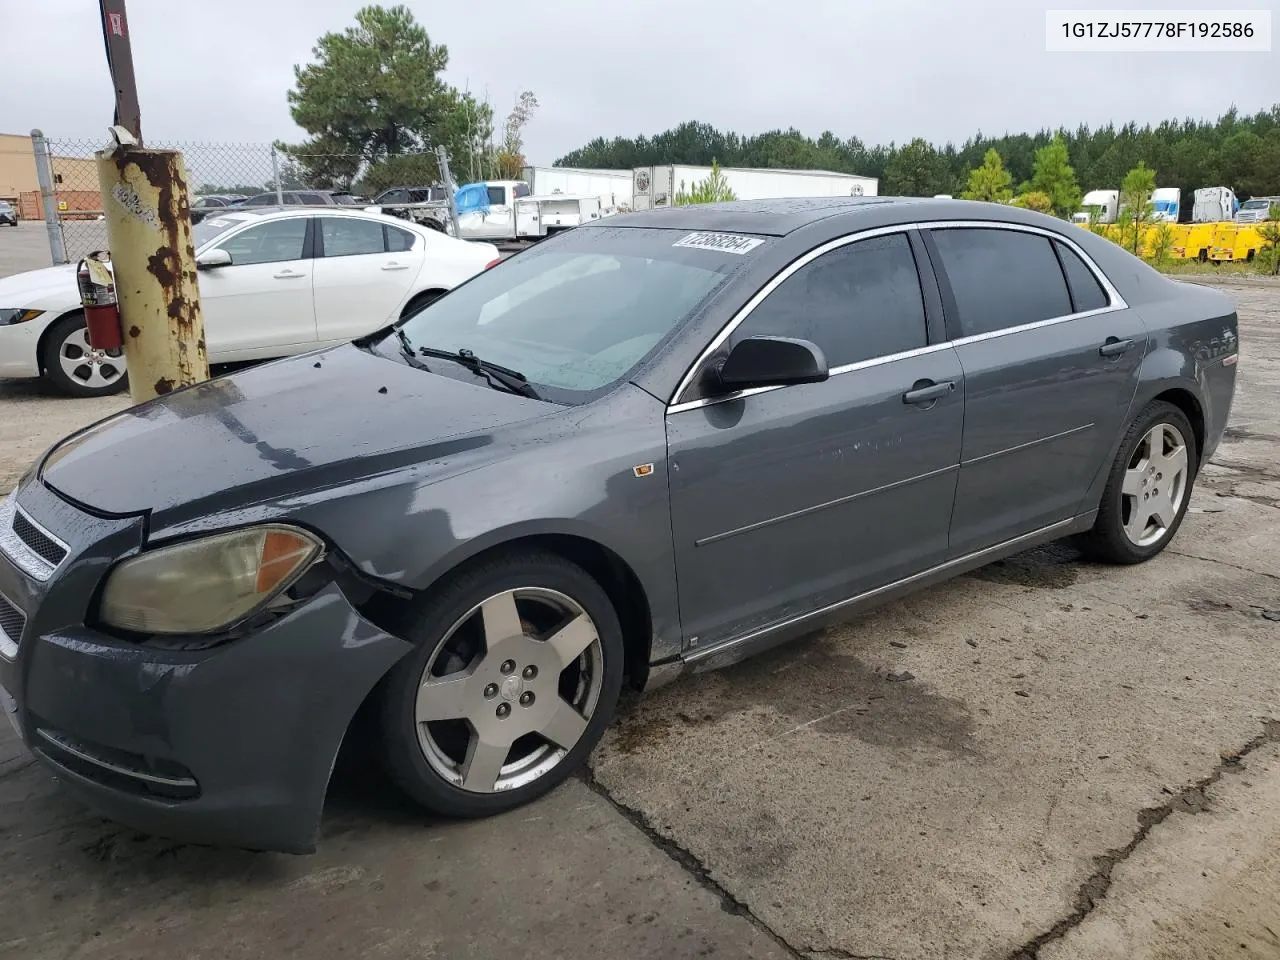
612 634 977 759
968 542 1084 589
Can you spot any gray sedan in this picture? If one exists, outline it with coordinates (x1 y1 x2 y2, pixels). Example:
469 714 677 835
0 198 1238 852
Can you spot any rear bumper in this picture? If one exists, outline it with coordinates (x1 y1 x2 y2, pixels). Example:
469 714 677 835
1 481 412 853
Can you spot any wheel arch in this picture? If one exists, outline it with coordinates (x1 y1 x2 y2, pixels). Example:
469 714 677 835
1149 386 1205 467
361 528 657 691
399 288 448 319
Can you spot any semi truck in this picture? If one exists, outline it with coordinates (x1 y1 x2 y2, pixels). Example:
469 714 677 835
631 165 877 211
1072 189 1121 223
520 166 633 214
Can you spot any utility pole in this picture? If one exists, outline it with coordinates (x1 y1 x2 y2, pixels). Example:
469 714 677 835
29 130 66 265
436 144 460 237
94 0 208 402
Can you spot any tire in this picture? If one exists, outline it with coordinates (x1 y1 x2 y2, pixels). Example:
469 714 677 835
377 549 624 818
40 312 129 398
1080 400 1198 564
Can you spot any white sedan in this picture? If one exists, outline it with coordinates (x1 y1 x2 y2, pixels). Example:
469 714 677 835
0 208 501 397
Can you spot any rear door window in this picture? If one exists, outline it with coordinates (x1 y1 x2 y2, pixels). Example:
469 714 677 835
929 228 1072 338
487 186 506 206
386 225 417 252
320 217 386 257
734 232 928 366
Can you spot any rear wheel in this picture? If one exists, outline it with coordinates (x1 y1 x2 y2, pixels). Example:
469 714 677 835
40 312 128 398
1080 401 1197 564
377 550 624 818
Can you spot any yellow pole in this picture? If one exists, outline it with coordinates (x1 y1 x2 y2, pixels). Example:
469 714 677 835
96 144 208 403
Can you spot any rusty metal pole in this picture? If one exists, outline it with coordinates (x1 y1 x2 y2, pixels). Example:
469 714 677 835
93 0 207 404
96 145 209 402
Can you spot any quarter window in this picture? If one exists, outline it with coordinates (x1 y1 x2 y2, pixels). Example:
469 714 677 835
321 217 385 257
734 232 928 367
930 228 1072 337
386 226 417 252
1054 241 1110 313
216 218 307 265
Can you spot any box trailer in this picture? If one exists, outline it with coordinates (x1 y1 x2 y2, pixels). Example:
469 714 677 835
1192 186 1239 223
631 165 877 211
521 166 633 214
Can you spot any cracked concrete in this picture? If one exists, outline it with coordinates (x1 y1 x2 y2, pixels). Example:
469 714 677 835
0 223 1279 960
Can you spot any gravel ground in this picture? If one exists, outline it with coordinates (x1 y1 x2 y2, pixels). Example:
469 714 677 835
1 221 1279 959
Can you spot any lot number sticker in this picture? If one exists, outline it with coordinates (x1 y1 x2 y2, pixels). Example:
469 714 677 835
672 232 764 255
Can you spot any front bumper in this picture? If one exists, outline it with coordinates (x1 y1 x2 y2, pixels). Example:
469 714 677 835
0 479 411 853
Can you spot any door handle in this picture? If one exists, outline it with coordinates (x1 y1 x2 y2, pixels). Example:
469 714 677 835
273 270 306 279
1099 337 1135 357
902 380 955 405
381 262 410 271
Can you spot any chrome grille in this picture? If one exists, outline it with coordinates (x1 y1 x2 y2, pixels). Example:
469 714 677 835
12 511 67 566
0 592 24 659
0 492 69 582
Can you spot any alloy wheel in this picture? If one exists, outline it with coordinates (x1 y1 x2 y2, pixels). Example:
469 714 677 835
1121 422 1189 547
414 587 604 793
59 326 126 390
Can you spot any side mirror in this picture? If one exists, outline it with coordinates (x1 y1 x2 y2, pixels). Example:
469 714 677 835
196 248 232 270
716 336 829 392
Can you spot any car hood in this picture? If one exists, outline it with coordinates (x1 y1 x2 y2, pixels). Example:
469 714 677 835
39 343 554 520
0 265 75 307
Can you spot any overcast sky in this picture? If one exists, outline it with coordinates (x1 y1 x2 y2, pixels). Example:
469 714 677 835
1 0 1276 167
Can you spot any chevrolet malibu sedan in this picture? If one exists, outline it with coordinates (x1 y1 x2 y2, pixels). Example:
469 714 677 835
0 198 1237 852
0 207 499 397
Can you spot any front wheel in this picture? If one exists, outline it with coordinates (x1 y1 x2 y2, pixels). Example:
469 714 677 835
1080 401 1197 564
377 550 624 818
40 312 129 398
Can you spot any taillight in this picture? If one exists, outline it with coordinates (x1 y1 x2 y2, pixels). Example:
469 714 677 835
484 258 501 270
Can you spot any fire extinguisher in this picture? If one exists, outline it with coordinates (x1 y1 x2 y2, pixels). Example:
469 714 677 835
77 250 123 351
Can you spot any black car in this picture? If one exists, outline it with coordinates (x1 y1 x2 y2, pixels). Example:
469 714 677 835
189 195 247 225
0 200 18 227
0 198 1239 853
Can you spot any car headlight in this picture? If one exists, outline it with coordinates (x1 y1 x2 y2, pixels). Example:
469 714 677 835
0 309 44 325
99 524 323 635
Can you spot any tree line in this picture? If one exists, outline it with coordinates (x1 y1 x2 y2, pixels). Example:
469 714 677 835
556 106 1280 201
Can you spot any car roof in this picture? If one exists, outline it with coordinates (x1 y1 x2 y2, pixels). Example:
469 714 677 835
595 197 1098 237
599 197 911 236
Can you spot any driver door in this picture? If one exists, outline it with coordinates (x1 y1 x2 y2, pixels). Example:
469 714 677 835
198 216 318 361
665 231 964 650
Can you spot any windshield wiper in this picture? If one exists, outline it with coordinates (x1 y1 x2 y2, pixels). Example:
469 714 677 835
393 327 432 372
417 346 541 400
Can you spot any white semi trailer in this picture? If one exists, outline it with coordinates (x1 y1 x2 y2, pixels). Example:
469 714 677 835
631 165 877 211
521 166 634 214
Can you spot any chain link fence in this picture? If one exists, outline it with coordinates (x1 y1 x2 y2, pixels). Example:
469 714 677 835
31 136 450 262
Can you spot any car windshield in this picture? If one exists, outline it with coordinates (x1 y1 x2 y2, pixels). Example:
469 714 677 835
193 213 258 248
1241 199 1274 210
396 226 760 404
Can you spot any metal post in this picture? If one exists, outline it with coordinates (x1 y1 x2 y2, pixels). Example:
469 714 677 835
96 144 209 402
30 129 66 265
436 144 460 237
271 146 284 205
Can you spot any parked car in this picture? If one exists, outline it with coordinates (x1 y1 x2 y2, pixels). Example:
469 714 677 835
234 190 361 208
190 194 248 225
0 199 1237 853
0 200 18 226
0 207 500 396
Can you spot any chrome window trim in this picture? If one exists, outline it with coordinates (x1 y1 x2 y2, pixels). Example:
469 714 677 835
665 219 1128 415
0 495 68 583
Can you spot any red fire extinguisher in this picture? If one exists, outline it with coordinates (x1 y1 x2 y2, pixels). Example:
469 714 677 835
77 250 123 351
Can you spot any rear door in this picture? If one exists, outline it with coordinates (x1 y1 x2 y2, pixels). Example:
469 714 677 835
312 216 426 343
198 215 317 361
666 230 964 649
924 225 1146 555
